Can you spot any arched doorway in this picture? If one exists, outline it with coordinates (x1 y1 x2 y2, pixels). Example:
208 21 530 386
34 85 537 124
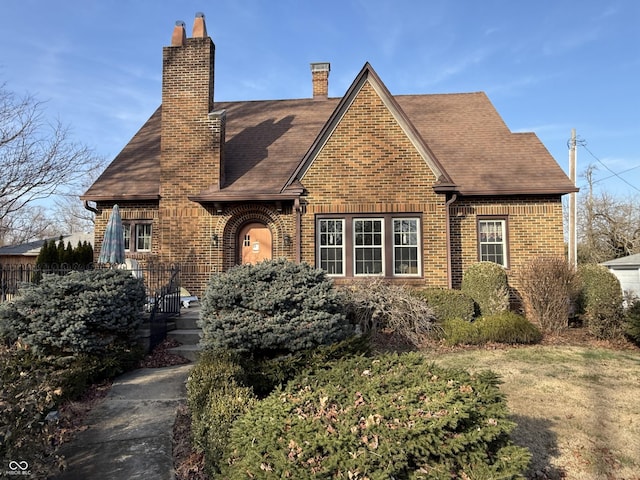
238 222 272 264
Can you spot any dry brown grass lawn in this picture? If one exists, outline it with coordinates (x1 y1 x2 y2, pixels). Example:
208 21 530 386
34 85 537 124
429 339 640 480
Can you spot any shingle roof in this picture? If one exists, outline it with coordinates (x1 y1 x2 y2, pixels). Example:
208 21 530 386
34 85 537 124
0 232 93 257
83 108 162 201
396 92 575 195
82 67 576 201
602 253 640 268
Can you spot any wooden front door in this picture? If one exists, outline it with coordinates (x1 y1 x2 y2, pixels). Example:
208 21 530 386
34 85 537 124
239 222 272 265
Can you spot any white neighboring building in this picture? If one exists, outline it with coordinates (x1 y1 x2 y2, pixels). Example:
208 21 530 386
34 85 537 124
602 253 640 300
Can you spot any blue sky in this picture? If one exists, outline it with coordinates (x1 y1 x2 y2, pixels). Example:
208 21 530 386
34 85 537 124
1 0 639 197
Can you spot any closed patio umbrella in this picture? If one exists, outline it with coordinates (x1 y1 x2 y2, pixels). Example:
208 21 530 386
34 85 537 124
98 204 125 265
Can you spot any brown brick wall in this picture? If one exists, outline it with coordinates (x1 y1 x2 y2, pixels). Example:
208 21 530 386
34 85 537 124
156 34 227 295
449 195 566 296
94 201 161 264
300 81 449 286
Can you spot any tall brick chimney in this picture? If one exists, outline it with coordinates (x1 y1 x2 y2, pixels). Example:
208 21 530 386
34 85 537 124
310 62 330 100
160 12 225 207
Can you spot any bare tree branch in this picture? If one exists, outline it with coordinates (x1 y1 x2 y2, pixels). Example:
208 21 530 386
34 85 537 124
0 82 104 244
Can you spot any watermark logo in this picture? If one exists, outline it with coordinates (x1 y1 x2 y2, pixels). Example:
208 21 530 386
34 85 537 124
6 460 31 476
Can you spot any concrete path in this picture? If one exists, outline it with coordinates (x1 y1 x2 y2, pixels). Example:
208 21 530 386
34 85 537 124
54 364 193 480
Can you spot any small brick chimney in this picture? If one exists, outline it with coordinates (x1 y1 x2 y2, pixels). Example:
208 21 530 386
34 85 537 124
310 62 330 100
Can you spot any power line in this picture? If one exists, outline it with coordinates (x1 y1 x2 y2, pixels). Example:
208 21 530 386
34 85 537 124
572 137 640 193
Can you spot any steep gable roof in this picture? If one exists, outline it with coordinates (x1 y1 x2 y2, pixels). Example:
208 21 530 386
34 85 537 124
82 64 576 202
396 92 575 195
286 63 454 191
191 98 340 201
83 107 161 201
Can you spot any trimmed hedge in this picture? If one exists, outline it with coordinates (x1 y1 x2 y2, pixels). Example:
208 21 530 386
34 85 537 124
443 312 542 346
198 259 351 357
462 262 510 316
414 287 476 322
222 353 531 479
0 269 146 355
576 264 624 339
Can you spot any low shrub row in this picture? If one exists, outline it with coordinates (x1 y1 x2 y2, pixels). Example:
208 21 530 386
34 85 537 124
188 349 531 478
443 312 542 346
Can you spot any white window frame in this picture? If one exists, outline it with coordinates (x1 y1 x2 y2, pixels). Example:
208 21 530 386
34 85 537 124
353 218 385 276
478 218 507 267
318 218 345 276
392 218 421 276
316 214 422 278
135 224 152 252
123 221 152 253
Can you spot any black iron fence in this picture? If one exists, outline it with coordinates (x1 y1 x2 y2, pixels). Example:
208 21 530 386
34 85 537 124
0 262 181 348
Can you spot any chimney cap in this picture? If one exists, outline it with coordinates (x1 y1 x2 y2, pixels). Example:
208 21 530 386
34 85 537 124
192 11 208 38
310 62 331 72
171 21 187 46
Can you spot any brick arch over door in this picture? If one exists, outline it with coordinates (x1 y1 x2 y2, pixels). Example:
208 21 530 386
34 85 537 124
219 204 288 271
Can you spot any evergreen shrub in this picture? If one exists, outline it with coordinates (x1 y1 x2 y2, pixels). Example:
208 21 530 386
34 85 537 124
0 269 145 354
413 287 475 322
187 350 257 476
222 352 531 479
475 311 542 344
461 262 510 316
198 259 351 357
0 344 142 477
249 334 372 397
625 299 640 346
518 256 579 333
576 264 625 339
443 312 541 346
442 318 482 346
340 278 437 346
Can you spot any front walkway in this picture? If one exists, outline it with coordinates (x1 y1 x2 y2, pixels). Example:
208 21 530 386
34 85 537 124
54 364 193 480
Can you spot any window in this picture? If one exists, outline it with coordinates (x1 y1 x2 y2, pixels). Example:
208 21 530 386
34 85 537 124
354 219 384 275
318 219 345 275
478 218 507 267
123 223 131 251
393 219 419 275
123 222 152 253
316 215 421 277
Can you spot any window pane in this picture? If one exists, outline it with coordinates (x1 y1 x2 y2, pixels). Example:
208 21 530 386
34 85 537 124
136 224 152 251
393 219 419 275
354 219 383 275
318 219 344 275
123 223 131 251
479 220 506 267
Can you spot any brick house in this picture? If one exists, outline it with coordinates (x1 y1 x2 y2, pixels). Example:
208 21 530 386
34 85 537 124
82 13 576 298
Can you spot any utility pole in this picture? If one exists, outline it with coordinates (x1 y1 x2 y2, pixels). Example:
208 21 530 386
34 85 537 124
568 129 577 268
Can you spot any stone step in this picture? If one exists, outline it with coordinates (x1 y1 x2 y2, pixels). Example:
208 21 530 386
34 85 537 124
174 316 199 330
167 329 201 345
169 344 202 362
